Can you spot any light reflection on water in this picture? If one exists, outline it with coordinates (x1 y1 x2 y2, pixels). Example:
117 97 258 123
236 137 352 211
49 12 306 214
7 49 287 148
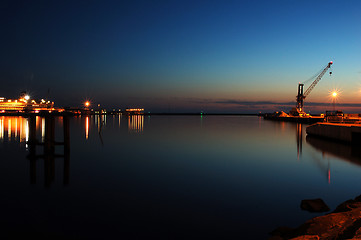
0 116 52 147
128 115 144 132
84 115 144 138
85 116 89 140
0 116 29 144
0 115 361 239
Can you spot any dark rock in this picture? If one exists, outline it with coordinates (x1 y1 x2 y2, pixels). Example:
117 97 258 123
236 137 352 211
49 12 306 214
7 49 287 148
333 199 356 213
289 236 320 240
333 197 361 213
270 195 361 239
354 194 361 202
300 198 330 213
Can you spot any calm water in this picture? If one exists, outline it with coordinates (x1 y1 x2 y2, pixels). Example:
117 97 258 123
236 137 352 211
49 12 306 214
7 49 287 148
1 115 361 239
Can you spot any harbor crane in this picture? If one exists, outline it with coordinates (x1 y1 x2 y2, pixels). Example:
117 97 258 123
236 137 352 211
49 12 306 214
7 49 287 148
291 61 333 116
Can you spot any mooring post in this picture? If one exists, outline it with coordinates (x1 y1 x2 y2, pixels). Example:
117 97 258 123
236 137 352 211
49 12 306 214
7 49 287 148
28 115 37 156
29 115 71 187
44 115 56 187
63 116 70 154
63 116 70 185
44 115 55 155
28 115 37 184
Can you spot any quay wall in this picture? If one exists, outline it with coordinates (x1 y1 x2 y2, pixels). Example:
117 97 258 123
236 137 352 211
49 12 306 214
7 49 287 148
306 123 361 143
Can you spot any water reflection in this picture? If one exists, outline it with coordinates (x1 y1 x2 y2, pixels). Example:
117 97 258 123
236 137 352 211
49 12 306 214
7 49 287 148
304 135 361 184
293 123 332 183
85 116 89 140
0 116 71 187
97 115 105 146
128 115 144 132
307 135 361 167
2 115 361 239
0 116 29 143
296 123 303 160
95 114 106 132
27 116 70 187
41 117 45 141
83 114 144 140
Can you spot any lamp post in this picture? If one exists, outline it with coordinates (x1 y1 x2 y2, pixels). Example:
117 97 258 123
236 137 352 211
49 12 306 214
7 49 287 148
85 101 90 109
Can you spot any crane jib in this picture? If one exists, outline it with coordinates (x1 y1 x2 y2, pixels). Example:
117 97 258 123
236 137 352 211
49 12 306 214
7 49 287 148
304 61 332 97
295 61 333 114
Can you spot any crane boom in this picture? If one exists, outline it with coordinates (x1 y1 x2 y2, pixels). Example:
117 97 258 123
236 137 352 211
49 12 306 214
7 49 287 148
304 61 333 97
295 61 333 114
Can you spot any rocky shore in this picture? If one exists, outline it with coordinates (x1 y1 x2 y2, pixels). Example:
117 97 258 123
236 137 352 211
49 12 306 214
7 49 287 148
270 195 361 239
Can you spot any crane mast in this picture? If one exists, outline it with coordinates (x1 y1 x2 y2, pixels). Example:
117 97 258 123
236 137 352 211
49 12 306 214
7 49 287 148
294 61 333 115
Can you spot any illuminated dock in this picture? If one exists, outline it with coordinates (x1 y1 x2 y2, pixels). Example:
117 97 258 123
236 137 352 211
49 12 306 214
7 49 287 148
307 122 361 143
0 93 147 117
263 112 324 124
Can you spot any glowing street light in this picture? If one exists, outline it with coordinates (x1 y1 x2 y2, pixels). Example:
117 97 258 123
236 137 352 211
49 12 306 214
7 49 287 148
85 101 90 108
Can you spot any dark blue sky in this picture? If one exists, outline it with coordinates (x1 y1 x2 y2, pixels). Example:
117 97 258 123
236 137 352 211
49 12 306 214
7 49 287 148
1 0 361 113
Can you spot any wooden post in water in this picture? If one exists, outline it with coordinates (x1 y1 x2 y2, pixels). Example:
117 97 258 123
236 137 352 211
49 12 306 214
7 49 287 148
44 116 55 155
28 116 37 156
63 116 70 185
63 116 70 154
44 116 55 187
28 115 37 184
27 114 71 187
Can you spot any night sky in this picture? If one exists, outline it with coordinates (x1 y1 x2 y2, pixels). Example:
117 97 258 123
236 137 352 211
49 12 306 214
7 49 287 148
1 0 361 113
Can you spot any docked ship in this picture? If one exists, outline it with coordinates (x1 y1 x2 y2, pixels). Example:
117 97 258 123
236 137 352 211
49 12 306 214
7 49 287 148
0 92 55 114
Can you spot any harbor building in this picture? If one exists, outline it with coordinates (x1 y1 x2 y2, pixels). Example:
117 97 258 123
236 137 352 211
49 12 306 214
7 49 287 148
125 108 144 115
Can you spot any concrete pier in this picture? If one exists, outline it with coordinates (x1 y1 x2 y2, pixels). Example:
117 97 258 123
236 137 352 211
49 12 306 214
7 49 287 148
306 122 361 143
